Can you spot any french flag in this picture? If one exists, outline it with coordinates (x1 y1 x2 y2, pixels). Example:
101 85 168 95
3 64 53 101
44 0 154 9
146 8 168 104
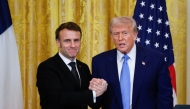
0 0 23 109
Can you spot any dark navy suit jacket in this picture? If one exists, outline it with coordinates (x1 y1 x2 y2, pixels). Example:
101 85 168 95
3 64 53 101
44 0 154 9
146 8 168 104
91 46 173 109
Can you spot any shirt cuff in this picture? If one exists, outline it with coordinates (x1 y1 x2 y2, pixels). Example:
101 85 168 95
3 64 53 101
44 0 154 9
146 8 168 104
92 90 96 103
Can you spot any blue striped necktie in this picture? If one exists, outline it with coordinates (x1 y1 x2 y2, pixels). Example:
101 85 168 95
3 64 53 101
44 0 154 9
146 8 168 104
120 55 130 109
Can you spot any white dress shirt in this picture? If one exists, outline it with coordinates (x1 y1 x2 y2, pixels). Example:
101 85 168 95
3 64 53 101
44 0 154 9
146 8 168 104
58 52 81 80
117 44 136 109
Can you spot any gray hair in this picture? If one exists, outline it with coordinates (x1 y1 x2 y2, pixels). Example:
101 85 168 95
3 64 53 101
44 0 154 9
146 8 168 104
109 16 138 34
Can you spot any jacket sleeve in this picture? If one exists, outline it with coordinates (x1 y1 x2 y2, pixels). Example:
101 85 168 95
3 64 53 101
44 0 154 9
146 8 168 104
157 54 173 109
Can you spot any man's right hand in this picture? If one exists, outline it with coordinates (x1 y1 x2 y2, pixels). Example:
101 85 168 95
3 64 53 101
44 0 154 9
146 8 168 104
89 78 107 97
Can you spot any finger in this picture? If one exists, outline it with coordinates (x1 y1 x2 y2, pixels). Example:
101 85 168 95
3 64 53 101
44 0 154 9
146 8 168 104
89 85 96 91
90 79 102 86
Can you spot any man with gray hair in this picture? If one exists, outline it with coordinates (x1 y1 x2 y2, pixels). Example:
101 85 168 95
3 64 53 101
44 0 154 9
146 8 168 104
89 16 173 109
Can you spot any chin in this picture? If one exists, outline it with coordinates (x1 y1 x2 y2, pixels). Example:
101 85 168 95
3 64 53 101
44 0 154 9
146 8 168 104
118 49 127 53
70 55 77 58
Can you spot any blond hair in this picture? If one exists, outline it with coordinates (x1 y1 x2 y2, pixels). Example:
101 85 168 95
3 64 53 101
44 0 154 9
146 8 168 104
109 16 138 34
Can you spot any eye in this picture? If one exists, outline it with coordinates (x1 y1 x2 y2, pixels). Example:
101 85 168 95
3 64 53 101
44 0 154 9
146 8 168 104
64 39 71 43
123 32 128 35
112 32 119 36
74 39 80 42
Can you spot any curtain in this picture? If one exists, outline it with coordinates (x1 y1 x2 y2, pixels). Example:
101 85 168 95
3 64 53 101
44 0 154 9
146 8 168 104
166 0 187 102
8 0 59 108
8 0 186 109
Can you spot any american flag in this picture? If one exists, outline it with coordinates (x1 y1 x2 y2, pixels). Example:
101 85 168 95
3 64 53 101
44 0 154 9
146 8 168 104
133 0 177 106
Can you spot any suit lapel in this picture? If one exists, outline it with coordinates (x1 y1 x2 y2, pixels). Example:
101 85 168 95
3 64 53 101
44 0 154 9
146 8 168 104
76 60 87 88
76 62 82 87
106 49 123 109
132 46 148 106
54 53 80 89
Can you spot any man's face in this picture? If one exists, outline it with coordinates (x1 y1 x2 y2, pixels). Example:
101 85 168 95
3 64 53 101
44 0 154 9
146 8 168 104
111 23 137 54
56 29 81 61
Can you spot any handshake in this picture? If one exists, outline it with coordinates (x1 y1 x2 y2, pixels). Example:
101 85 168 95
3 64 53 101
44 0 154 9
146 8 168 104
89 78 108 97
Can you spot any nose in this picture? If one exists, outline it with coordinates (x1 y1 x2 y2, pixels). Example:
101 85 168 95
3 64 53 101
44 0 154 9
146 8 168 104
70 40 76 47
118 33 123 41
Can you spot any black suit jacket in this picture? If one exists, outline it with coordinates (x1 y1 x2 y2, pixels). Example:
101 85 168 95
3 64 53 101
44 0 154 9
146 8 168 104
36 53 94 109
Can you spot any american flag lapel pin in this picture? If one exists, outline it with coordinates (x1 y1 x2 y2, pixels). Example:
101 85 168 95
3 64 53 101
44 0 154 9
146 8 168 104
142 61 145 65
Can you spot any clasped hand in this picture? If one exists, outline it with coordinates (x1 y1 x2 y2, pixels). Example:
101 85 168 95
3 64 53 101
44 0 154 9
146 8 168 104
89 78 107 97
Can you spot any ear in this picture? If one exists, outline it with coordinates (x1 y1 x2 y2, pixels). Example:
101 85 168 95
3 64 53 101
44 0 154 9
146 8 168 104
133 32 138 40
111 35 114 42
56 39 60 48
110 33 114 42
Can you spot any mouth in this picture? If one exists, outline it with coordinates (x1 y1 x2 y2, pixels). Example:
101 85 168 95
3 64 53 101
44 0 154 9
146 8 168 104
119 43 126 47
69 49 77 52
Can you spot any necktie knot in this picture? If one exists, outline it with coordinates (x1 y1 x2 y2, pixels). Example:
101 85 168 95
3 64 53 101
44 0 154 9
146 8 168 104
69 62 76 68
123 55 130 62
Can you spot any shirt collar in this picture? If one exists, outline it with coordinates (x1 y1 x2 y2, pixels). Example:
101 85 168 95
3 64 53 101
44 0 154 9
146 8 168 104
117 44 136 62
58 52 77 65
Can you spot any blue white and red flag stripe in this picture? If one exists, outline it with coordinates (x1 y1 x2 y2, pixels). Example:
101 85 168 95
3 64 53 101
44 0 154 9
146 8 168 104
0 0 23 109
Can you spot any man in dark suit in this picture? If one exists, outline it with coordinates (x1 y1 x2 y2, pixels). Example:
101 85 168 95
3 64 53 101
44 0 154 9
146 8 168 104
36 22 107 109
89 16 173 109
